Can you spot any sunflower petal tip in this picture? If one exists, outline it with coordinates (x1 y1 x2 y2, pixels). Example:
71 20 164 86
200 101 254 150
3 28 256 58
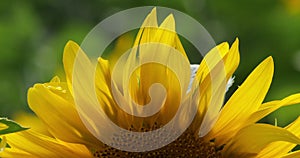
150 7 157 14
167 13 175 20
267 56 274 60
265 56 274 65
260 56 274 75
142 7 158 27
234 37 239 42
50 76 61 83
63 40 81 66
98 57 109 64
65 40 78 48
232 38 239 48
64 41 78 54
221 42 230 48
160 14 176 31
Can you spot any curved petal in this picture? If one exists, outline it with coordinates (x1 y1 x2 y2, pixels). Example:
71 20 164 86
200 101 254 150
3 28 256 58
28 77 101 147
189 39 240 133
199 39 240 136
257 117 300 157
109 9 191 130
1 148 34 158
194 38 239 85
0 136 6 152
106 34 134 70
95 58 118 121
189 42 229 131
246 93 300 125
0 130 92 158
223 124 300 157
207 57 274 144
282 150 300 158
13 112 51 137
63 40 94 95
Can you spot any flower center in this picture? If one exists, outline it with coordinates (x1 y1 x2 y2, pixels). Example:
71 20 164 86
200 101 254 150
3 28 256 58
92 125 222 158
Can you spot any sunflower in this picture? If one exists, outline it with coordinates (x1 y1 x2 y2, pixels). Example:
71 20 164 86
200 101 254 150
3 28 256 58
1 8 300 158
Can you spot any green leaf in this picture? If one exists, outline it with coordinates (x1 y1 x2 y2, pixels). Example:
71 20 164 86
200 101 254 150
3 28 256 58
0 118 29 135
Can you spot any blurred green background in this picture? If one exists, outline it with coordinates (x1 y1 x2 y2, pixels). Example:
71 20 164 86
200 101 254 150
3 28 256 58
1 0 300 127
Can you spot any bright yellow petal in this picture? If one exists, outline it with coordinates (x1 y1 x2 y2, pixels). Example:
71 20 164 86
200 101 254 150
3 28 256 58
153 14 187 58
111 41 191 130
95 58 133 128
190 39 240 133
13 112 51 137
0 147 34 158
132 8 187 58
207 57 274 144
62 40 121 134
106 33 134 71
63 40 94 95
62 39 130 140
124 7 158 72
0 123 8 131
108 8 191 130
28 77 101 147
0 136 6 152
223 124 300 157
257 117 300 157
96 58 114 103
222 38 240 79
1 130 92 158
199 39 240 136
246 94 300 126
95 58 117 119
132 7 158 47
282 150 300 158
194 41 228 87
189 42 229 131
194 38 240 85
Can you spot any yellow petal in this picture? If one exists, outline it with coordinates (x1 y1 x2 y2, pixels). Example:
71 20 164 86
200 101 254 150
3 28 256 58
257 117 300 157
282 150 300 158
194 38 240 87
106 33 134 71
0 123 8 131
199 39 240 136
190 39 240 133
109 9 191 129
63 40 93 95
13 112 51 137
223 38 240 79
1 130 92 158
130 7 158 62
111 43 191 129
223 124 300 157
0 148 34 158
96 58 112 96
27 77 101 147
152 14 187 58
132 7 158 47
95 58 131 127
189 42 229 131
0 136 6 152
61 41 114 143
194 40 231 93
95 58 116 118
207 57 274 144
246 93 300 125
159 14 175 31
133 8 187 56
